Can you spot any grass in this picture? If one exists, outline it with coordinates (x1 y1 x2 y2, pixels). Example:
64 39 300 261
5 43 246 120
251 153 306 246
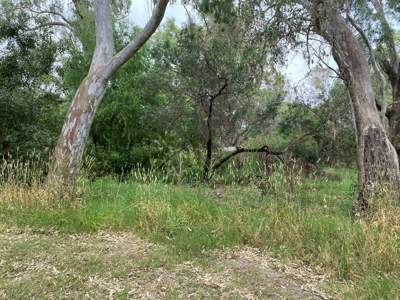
1 167 400 298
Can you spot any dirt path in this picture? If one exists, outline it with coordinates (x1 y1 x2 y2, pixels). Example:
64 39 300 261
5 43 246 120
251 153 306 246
0 226 333 299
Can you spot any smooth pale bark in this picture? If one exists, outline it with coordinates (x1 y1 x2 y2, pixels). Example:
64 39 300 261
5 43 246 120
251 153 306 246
308 0 400 214
49 0 169 185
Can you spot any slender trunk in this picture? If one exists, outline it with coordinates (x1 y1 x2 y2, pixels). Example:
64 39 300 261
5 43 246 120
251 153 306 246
201 83 228 182
49 70 106 185
203 99 214 182
310 0 400 214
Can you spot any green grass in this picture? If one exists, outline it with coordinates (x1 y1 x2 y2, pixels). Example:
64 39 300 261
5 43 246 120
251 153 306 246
1 167 400 298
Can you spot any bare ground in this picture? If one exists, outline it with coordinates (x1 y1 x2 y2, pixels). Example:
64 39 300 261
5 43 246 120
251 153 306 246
0 225 336 299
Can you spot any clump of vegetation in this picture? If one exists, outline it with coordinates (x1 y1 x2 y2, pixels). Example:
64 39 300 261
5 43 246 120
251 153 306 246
1 164 399 298
1 0 400 299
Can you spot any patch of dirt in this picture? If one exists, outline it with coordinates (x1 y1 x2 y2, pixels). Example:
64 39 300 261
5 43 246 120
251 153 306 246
0 227 335 299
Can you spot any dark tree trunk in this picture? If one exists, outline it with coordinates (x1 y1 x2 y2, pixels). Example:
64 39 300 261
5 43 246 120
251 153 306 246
203 99 214 182
201 83 228 182
308 0 400 214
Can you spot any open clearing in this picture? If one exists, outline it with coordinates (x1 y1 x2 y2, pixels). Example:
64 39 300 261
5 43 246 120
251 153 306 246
0 226 333 299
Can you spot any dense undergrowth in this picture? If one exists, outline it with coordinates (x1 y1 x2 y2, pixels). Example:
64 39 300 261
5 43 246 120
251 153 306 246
0 162 399 299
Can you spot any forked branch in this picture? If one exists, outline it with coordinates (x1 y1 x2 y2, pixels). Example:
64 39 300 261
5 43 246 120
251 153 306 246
105 0 170 79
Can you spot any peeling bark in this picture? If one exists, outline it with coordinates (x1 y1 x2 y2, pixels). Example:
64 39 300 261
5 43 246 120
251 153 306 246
307 0 400 214
48 0 169 186
49 71 107 184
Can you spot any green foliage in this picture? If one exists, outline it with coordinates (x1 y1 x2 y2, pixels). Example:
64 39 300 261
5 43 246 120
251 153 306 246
0 1 357 176
276 81 356 165
151 17 285 179
0 3 63 158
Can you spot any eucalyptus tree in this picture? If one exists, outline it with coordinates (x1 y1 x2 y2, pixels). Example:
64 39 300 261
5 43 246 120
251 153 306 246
2 0 169 185
342 0 400 155
200 0 400 211
0 2 60 158
47 0 170 186
302 0 400 213
154 14 283 181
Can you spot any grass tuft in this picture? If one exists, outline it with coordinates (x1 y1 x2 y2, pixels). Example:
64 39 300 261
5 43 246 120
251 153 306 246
1 167 399 298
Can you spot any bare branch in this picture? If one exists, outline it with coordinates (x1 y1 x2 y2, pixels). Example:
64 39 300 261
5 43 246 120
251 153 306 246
28 7 73 27
72 0 84 20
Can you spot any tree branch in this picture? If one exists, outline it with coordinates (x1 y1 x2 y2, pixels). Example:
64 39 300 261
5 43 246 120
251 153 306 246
372 0 398 75
72 0 84 20
28 21 74 32
212 145 285 172
91 0 114 68
28 8 73 27
104 0 170 79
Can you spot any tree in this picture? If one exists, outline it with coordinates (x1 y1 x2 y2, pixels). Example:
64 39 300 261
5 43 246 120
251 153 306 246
155 15 282 181
48 0 170 186
303 0 400 214
0 2 62 159
278 80 356 165
346 0 400 155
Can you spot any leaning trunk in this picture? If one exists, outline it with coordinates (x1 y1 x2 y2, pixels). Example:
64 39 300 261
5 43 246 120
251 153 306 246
49 70 107 185
348 80 399 213
47 0 170 187
310 0 400 214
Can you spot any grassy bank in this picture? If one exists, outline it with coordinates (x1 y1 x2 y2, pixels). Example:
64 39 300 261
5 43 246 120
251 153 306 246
1 168 399 298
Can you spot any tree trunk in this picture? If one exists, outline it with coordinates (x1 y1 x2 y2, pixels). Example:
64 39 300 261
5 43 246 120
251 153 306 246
203 99 214 182
309 0 400 214
49 70 107 185
48 0 169 187
201 83 228 182
371 0 400 157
